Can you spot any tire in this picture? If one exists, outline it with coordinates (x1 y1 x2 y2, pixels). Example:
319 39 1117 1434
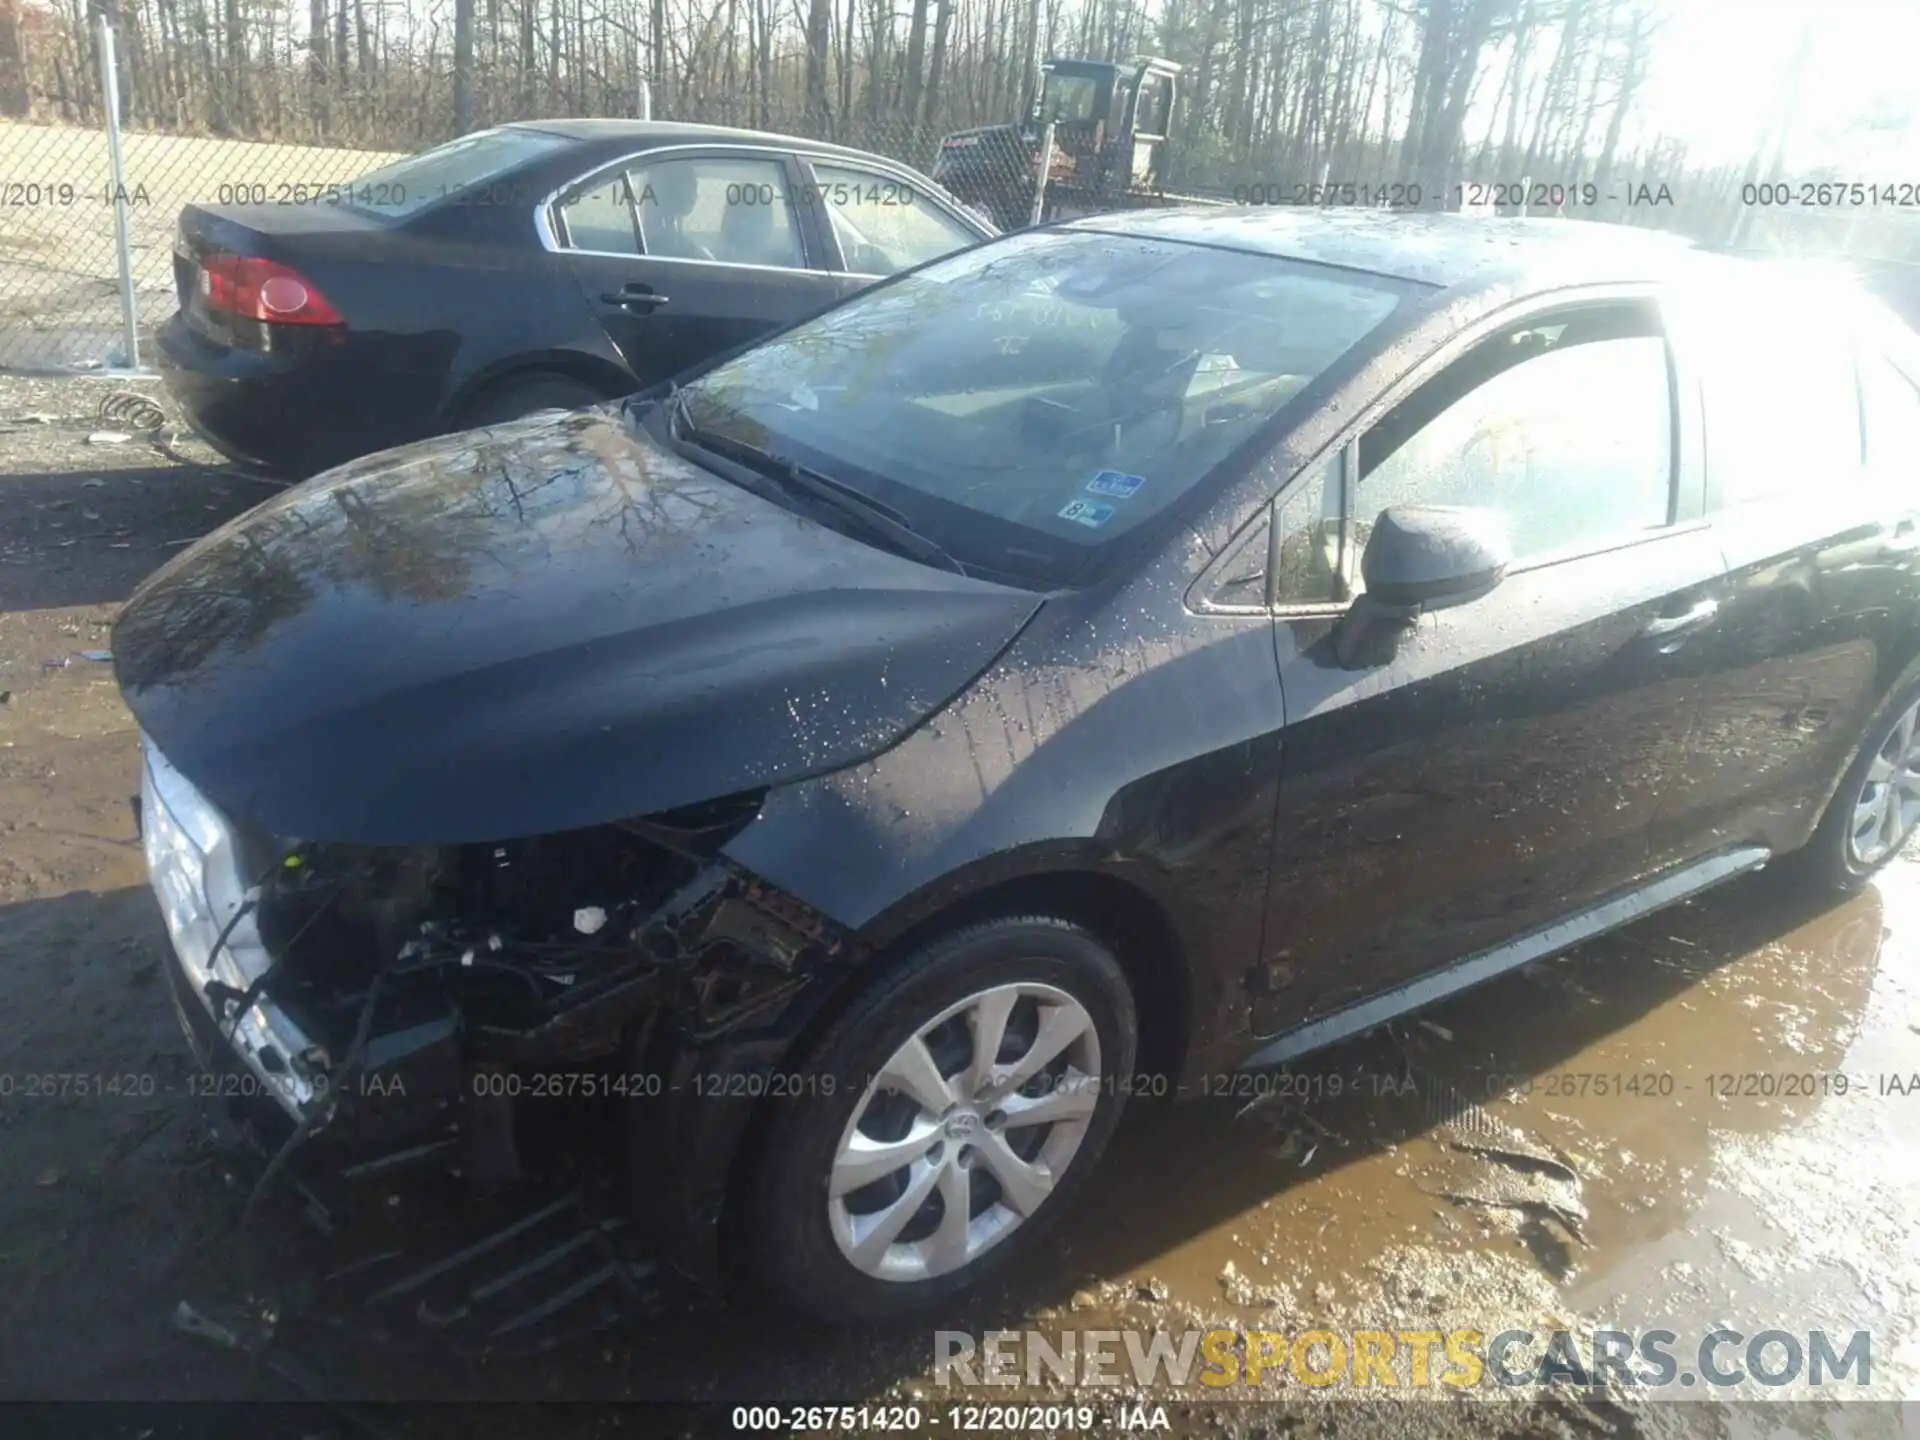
746 916 1137 1321
460 372 609 427
1790 672 1920 894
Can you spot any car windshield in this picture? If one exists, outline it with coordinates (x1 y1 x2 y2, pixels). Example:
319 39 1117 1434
336 126 573 220
670 228 1419 585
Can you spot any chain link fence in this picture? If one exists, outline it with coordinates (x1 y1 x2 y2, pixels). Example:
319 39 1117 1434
3 4 1919 373
0 85 1043 371
0 73 1017 370
0 117 407 370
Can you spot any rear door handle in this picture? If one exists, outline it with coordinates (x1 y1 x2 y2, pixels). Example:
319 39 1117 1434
1642 597 1719 639
600 285 670 312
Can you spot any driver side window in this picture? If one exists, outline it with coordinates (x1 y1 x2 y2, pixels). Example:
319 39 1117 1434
1355 304 1675 569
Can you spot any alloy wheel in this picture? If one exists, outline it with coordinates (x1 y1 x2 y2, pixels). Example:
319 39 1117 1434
1850 698 1920 868
827 981 1102 1283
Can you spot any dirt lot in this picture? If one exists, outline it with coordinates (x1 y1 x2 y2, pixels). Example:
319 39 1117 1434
3 372 1919 1436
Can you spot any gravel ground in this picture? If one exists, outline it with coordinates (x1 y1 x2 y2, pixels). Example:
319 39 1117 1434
3 372 1919 1438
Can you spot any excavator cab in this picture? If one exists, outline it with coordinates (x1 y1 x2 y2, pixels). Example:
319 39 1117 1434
931 54 1180 228
1122 59 1178 190
1030 57 1179 195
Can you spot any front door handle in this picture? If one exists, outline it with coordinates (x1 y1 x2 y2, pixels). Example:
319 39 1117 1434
1642 597 1720 640
600 285 670 312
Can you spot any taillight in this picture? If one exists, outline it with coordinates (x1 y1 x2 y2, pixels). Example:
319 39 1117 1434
199 254 343 326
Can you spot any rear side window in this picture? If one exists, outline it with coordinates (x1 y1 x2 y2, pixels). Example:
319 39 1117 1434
559 174 639 254
631 156 806 269
337 127 572 221
1699 310 1863 508
813 162 978 276
1356 308 1674 562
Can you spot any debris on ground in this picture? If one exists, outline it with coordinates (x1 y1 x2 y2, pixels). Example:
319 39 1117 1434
98 391 168 435
85 430 133 445
1445 1137 1581 1188
1410 1115 1591 1274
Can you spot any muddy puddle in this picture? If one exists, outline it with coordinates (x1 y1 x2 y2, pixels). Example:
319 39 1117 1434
1006 866 1920 1413
4 377 1919 1435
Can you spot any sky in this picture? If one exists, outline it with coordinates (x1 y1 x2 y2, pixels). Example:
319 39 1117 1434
1631 0 1919 170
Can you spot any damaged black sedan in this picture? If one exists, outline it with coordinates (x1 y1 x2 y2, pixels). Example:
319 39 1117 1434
118 210 1920 1321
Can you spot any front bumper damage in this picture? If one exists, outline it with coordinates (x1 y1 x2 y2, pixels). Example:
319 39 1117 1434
139 734 856 1291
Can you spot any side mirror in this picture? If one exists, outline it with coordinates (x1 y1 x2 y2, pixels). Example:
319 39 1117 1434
1334 504 1511 669
1361 503 1511 608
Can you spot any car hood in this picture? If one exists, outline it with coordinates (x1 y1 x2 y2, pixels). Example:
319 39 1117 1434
114 406 1041 845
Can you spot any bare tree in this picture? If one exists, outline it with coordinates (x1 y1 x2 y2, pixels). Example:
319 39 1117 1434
453 0 476 127
802 0 828 126
0 0 1897 274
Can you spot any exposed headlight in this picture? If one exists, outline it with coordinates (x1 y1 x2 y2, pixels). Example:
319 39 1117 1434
141 735 324 1121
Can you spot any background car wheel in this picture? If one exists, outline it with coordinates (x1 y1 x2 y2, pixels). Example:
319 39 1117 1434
460 372 610 427
1792 674 1920 893
746 916 1136 1321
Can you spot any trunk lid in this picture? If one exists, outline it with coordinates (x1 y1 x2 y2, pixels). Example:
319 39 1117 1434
173 202 385 343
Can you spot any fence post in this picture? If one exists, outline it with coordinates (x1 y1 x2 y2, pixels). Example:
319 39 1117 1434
1029 122 1055 228
90 0 140 370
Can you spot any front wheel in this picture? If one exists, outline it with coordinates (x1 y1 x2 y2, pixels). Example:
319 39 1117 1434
745 917 1136 1321
1794 676 1920 892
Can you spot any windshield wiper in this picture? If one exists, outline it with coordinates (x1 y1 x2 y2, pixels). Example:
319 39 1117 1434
666 389 967 575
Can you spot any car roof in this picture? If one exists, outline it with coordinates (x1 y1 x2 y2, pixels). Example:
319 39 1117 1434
505 118 918 169
1065 207 1717 292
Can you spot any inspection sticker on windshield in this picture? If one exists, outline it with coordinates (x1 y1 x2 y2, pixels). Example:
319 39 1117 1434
1086 470 1145 499
1058 498 1116 528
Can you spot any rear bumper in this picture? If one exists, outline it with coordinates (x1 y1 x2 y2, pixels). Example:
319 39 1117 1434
156 311 441 477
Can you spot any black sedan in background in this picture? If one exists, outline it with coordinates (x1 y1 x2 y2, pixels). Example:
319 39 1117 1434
120 210 1920 1322
157 120 994 476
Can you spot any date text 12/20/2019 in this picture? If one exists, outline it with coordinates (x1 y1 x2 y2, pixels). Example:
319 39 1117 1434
1452 180 1675 209
1229 181 1675 209
729 1403 1173 1431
